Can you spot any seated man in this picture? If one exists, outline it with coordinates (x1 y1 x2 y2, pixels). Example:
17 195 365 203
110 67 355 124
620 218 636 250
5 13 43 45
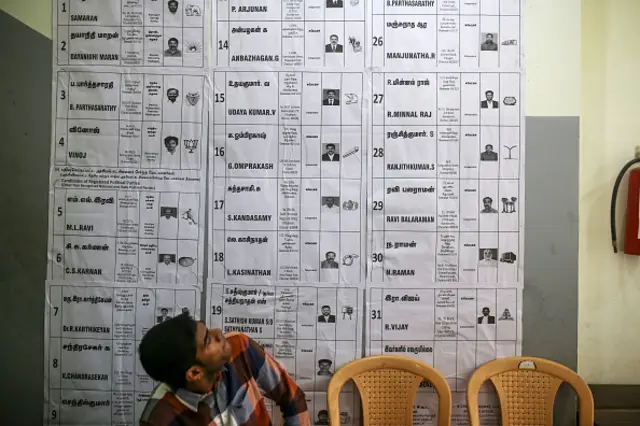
138 312 310 426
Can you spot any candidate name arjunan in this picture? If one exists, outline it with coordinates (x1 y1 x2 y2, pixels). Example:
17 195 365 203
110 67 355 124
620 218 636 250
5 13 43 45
227 214 272 221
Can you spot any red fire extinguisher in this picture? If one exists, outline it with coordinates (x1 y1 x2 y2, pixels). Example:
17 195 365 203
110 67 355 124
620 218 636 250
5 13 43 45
611 146 640 254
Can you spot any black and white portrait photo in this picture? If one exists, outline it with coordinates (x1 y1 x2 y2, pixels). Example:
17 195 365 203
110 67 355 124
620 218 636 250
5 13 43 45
165 37 182 57
321 196 340 211
478 307 496 324
164 136 179 154
160 206 178 220
316 410 330 425
478 248 498 267
158 253 176 266
167 88 180 103
325 34 343 53
321 251 339 269
481 90 499 109
317 359 334 376
156 307 173 324
318 305 336 323
326 0 343 7
481 197 498 214
322 143 340 161
480 32 498 51
480 144 498 161
167 0 179 14
322 89 340 106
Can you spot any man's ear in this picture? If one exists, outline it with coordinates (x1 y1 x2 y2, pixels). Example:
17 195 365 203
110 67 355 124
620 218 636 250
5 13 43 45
185 365 203 383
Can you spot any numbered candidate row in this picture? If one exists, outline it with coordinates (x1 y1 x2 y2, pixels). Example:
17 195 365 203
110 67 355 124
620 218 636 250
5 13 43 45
210 178 364 232
371 178 522 232
54 120 203 170
209 230 363 284
370 14 521 69
50 189 201 240
55 72 205 123
49 236 200 285
371 125 521 180
213 71 363 127
212 125 363 180
56 0 205 28
372 72 521 126
369 231 520 284
215 22 365 68
369 288 518 341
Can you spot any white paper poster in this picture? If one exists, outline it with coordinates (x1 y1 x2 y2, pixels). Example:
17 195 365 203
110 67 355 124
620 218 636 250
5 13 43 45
44 281 202 426
47 69 209 287
367 71 525 285
368 0 523 70
45 0 527 423
209 71 367 285
207 282 362 425
366 286 521 425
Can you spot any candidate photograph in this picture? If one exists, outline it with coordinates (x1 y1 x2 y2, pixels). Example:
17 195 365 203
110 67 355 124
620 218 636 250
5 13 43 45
325 34 343 53
481 90 499 109
478 307 496 324
480 32 498 51
322 89 340 106
317 305 336 323
322 143 340 161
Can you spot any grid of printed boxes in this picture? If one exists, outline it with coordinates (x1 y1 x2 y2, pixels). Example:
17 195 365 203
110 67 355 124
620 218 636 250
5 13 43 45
46 1 524 425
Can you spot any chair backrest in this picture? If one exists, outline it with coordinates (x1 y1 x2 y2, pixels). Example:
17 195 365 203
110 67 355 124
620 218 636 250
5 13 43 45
466 356 594 426
327 355 452 426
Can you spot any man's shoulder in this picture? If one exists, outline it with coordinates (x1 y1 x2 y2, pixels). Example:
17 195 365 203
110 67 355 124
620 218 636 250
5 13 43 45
139 384 188 425
224 331 255 357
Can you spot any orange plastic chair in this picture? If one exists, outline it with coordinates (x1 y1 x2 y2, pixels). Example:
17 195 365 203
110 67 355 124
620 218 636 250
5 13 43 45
466 356 594 426
327 355 452 426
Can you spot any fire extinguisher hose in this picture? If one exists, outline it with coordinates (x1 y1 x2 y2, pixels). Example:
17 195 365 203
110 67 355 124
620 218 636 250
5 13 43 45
610 157 640 253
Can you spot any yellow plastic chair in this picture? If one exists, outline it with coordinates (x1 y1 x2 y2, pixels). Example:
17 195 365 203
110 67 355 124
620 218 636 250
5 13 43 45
327 355 452 426
466 356 594 426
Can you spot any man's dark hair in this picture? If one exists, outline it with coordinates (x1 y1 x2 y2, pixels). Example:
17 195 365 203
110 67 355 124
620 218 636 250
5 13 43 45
168 37 179 44
139 312 197 389
326 143 335 149
321 305 331 310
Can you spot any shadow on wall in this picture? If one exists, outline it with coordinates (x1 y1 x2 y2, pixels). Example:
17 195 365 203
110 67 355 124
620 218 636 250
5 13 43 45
0 11 51 425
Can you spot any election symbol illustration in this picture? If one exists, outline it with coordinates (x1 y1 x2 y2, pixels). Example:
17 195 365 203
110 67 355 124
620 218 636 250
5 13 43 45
343 146 359 158
349 0 359 6
500 251 517 264
185 4 202 16
499 308 515 321
181 208 197 225
501 197 517 213
503 145 518 160
184 139 198 153
341 306 354 320
186 41 202 53
348 37 362 53
178 257 196 267
186 92 200 106
344 93 359 105
503 96 517 106
342 200 359 211
342 254 359 266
